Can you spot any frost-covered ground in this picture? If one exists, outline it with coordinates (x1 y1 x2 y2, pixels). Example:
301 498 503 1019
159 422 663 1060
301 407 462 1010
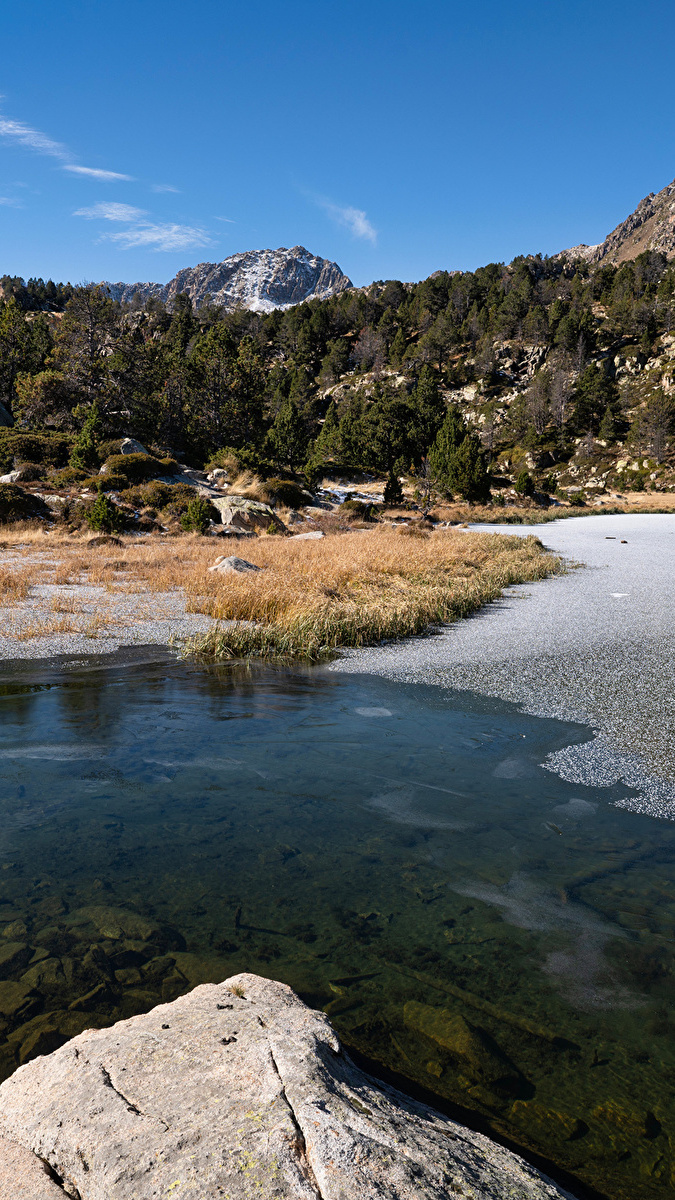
331 513 675 820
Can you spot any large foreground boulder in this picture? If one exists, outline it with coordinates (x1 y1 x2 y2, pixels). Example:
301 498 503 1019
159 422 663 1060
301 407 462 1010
0 973 577 1199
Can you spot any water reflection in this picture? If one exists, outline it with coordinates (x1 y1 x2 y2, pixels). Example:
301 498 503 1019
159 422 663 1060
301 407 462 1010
0 658 672 1199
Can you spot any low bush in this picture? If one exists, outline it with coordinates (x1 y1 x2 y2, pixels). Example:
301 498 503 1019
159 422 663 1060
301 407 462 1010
340 498 376 519
180 497 219 534
0 483 48 523
96 439 123 461
14 462 47 482
103 453 168 484
121 480 197 515
0 432 72 474
258 478 311 508
97 474 129 493
51 466 90 486
86 491 126 534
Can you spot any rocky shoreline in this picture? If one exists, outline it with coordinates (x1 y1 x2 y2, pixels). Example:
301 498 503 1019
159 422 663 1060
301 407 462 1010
0 973 577 1199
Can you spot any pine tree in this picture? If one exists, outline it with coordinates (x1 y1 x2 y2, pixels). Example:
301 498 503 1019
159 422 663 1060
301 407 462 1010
427 406 466 495
70 403 102 471
267 395 308 471
450 433 491 502
599 404 619 444
389 327 407 367
411 365 446 459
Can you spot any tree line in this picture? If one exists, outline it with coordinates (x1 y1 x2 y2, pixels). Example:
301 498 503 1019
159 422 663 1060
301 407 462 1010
0 246 673 499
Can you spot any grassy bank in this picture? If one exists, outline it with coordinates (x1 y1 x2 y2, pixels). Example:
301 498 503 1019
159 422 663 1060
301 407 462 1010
184 526 563 662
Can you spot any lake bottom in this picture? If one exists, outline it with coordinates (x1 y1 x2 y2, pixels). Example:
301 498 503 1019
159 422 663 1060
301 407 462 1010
0 655 674 1200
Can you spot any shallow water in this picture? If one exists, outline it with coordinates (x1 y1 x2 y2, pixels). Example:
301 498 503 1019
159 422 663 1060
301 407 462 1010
0 656 674 1199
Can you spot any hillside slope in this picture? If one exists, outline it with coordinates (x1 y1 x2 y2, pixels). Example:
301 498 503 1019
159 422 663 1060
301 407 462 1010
560 177 675 264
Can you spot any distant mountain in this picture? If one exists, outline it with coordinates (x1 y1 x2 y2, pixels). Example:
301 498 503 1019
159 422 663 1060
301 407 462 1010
559 177 675 265
102 246 352 313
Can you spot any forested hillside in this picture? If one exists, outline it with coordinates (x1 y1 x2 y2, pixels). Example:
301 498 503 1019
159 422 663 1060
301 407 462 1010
1 247 675 505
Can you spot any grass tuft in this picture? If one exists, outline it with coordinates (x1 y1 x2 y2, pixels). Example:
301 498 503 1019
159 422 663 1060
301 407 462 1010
183 527 563 662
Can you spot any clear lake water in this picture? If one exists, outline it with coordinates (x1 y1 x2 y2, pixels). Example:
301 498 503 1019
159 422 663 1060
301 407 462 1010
0 653 674 1200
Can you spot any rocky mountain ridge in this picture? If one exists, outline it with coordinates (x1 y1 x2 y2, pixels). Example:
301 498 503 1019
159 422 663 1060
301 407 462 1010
102 245 352 313
560 177 675 265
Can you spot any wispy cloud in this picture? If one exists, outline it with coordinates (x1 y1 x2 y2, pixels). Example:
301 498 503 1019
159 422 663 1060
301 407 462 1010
0 117 69 160
316 196 377 243
214 215 236 223
0 109 132 181
104 222 213 252
64 165 133 182
152 183 180 193
326 201 377 243
0 196 21 207
75 202 147 221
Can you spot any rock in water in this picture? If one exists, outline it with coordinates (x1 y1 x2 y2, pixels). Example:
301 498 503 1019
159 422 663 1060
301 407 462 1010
208 556 262 574
0 973 577 1199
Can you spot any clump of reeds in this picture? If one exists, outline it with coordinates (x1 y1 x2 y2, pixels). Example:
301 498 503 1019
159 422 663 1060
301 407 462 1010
183 526 562 662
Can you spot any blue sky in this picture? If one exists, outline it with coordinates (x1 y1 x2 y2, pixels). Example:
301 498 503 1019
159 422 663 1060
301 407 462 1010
1 0 674 288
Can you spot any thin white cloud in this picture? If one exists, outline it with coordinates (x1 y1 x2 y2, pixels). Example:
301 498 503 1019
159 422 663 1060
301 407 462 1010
321 199 377 243
0 117 69 160
64 165 133 182
104 222 213 252
74 202 147 221
214 215 236 223
0 196 21 207
152 183 180 193
0 109 131 181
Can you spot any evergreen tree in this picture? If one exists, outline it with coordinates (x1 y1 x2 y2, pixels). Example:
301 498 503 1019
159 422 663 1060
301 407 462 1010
383 473 404 506
599 404 620 444
267 395 308 471
410 365 446 460
573 364 618 434
70 403 102 471
388 327 407 366
427 405 466 494
449 433 491 502
514 469 535 496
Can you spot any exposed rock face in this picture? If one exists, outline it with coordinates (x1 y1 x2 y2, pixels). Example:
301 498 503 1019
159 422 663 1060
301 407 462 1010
559 177 675 264
0 973 577 1199
103 246 352 313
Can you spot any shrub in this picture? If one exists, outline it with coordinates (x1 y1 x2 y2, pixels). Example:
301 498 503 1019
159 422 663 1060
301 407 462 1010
514 469 535 496
103 452 166 484
96 439 123 461
0 483 48 523
204 447 241 474
51 466 90 486
14 462 47 482
340 498 375 519
0 432 72 474
121 480 197 514
180 497 218 534
86 491 126 534
258 478 310 508
97 474 128 493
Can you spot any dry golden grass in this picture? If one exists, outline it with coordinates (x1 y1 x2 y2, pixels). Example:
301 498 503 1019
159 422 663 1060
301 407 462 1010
182 525 563 661
0 525 561 657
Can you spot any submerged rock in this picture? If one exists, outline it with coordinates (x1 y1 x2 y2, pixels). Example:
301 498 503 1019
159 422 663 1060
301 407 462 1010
0 972 577 1198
